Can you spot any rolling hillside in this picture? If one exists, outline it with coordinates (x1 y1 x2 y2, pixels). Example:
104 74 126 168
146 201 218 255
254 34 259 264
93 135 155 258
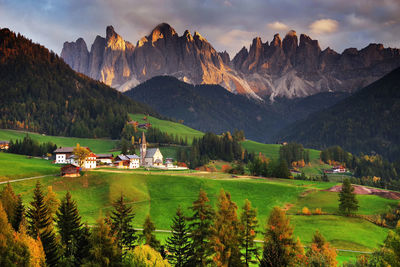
278 67 400 161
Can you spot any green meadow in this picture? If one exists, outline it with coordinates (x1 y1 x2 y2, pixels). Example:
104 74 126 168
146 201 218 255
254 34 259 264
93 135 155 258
0 152 59 181
1 166 392 259
0 129 117 154
129 114 204 144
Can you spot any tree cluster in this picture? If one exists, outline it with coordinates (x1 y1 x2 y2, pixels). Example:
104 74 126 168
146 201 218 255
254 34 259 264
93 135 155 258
247 156 291 179
177 132 245 169
279 142 310 166
7 135 57 157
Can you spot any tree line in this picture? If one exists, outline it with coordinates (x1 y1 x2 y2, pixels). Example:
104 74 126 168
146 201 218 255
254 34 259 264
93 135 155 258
7 135 57 157
177 132 247 169
321 146 400 191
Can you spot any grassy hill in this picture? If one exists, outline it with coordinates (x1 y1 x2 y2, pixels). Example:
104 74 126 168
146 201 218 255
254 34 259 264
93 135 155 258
0 129 117 154
129 114 204 144
1 153 394 264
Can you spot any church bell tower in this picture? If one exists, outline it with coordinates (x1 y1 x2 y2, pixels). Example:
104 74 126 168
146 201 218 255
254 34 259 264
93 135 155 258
140 132 147 164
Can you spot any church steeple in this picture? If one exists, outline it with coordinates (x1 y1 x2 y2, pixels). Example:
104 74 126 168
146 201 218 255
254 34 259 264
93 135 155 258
140 132 147 164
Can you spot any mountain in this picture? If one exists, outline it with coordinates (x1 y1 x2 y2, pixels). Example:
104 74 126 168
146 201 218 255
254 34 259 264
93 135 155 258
62 24 259 99
124 75 348 142
62 23 400 100
277 67 400 160
0 28 154 138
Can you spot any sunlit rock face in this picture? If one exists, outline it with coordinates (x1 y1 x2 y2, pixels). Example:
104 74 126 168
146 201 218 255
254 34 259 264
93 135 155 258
62 23 400 100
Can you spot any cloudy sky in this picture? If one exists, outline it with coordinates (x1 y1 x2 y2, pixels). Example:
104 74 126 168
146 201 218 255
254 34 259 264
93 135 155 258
1 0 399 56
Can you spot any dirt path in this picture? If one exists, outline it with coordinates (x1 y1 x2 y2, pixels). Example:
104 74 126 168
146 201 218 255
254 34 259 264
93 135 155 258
327 184 400 200
0 174 55 185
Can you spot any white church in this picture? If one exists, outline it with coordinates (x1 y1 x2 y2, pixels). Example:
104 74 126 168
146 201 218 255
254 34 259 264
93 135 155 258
140 132 164 167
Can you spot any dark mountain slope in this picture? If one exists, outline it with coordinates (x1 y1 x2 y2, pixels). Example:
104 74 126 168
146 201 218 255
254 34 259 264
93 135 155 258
124 76 282 141
124 76 348 142
0 28 154 138
278 67 400 160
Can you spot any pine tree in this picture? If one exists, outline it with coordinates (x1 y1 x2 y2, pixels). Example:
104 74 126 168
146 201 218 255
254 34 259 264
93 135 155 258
12 194 24 232
210 189 243 267
187 189 215 266
142 215 161 251
260 207 298 267
45 186 60 222
339 178 359 216
240 199 258 266
56 191 85 265
82 217 122 266
110 194 137 253
166 206 191 267
26 181 60 266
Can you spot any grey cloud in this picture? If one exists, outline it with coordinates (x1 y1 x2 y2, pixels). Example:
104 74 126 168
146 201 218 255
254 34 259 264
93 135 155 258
0 0 399 57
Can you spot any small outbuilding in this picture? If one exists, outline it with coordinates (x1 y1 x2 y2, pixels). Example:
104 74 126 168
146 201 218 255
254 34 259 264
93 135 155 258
61 164 80 177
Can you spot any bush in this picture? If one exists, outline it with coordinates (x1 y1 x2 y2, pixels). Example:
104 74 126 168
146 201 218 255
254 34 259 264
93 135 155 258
124 245 170 267
302 207 311 215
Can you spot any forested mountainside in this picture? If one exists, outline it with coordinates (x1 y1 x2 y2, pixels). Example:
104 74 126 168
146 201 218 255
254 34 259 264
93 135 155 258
278 67 400 161
0 28 154 138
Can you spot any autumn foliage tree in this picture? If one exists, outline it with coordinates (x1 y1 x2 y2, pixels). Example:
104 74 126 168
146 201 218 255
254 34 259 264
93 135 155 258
306 231 337 266
210 189 243 267
73 143 90 168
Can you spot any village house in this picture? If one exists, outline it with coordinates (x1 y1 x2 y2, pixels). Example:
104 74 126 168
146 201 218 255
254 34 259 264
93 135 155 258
0 141 9 150
114 154 140 169
54 146 97 169
140 132 163 167
96 154 114 165
60 164 80 177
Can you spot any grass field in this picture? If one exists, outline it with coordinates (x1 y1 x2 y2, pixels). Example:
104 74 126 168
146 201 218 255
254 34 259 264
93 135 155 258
130 114 204 144
241 140 282 159
0 153 59 181
0 129 117 154
1 167 392 259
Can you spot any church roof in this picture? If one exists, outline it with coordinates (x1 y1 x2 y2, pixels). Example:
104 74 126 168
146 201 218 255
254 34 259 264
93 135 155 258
145 148 160 158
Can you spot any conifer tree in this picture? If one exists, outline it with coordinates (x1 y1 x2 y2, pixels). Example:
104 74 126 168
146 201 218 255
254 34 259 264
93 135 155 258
240 199 259 266
260 207 298 267
26 181 60 266
142 215 161 251
339 178 359 216
187 189 215 266
56 191 84 265
166 206 191 267
12 194 24 232
45 186 60 221
110 194 137 253
210 189 243 267
82 217 121 266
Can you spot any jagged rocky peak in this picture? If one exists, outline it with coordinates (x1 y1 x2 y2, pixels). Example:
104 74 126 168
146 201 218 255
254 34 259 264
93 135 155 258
299 34 320 50
218 51 230 65
183 30 194 42
271 33 282 47
150 22 177 42
105 25 127 50
61 37 89 74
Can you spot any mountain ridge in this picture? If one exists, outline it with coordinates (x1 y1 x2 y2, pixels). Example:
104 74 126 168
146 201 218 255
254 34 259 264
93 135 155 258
62 23 400 100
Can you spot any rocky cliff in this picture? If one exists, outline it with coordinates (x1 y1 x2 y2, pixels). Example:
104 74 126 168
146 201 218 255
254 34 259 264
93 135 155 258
61 23 400 100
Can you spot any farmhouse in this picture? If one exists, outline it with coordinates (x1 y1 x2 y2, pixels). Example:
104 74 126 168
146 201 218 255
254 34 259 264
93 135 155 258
0 141 9 150
60 164 80 177
54 146 97 169
114 154 140 169
140 132 163 167
96 154 113 165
